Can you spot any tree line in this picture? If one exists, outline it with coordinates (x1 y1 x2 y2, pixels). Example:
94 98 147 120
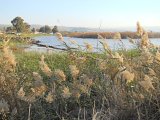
6 16 58 34
4 16 160 39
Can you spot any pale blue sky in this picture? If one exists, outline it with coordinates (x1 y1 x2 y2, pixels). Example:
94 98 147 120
1 0 160 28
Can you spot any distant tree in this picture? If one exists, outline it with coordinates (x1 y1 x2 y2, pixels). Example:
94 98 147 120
11 17 24 33
44 25 51 33
52 25 58 34
31 28 36 33
39 25 51 33
23 22 30 32
39 27 45 33
6 27 12 32
11 17 30 33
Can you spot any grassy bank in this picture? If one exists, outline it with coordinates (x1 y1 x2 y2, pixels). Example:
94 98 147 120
0 33 52 50
5 33 52 38
20 33 52 38
1 48 160 120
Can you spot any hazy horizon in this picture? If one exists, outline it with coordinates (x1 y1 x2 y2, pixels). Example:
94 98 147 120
1 0 160 28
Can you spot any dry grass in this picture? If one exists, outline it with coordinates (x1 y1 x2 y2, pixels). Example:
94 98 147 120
67 31 160 39
1 22 160 120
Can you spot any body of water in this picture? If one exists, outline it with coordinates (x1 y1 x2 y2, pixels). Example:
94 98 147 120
25 36 160 52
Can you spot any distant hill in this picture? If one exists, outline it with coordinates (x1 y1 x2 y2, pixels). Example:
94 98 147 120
0 24 160 32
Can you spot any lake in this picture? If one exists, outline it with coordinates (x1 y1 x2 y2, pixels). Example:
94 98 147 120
25 36 160 52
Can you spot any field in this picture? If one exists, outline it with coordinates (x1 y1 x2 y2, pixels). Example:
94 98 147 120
1 23 160 120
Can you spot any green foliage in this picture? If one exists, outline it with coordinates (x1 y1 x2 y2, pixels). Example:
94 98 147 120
5 27 15 33
39 25 51 34
23 22 30 32
11 17 30 33
31 28 36 33
52 25 58 34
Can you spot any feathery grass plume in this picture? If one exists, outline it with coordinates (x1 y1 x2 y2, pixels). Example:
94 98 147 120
128 37 135 44
141 31 150 48
98 34 110 49
0 98 9 113
84 42 93 52
121 70 135 84
70 40 77 44
139 93 145 99
31 85 47 97
17 87 25 98
137 21 143 36
85 78 93 87
72 90 81 99
76 57 86 64
140 49 153 64
80 74 93 88
32 72 47 97
45 92 54 103
148 68 156 76
33 72 43 81
100 39 110 51
112 52 123 63
62 86 71 98
2 36 10 46
102 42 109 50
98 59 107 71
55 32 63 41
19 94 36 103
54 69 66 82
139 75 155 92
69 65 79 79
39 55 52 77
0 75 5 88
76 56 86 64
155 50 160 62
113 32 121 40
79 84 88 93
69 52 77 61
3 46 16 68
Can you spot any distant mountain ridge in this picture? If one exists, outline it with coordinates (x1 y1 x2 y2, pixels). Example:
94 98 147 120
0 24 160 32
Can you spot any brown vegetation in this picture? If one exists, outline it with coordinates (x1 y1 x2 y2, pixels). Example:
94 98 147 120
67 31 160 39
1 22 160 120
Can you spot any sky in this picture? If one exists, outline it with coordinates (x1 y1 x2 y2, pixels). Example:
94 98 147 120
0 0 160 28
